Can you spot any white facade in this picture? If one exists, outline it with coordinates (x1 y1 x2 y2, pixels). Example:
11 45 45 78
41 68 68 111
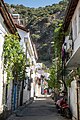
72 0 80 53
17 27 31 103
65 0 80 68
12 14 25 26
0 13 9 113
35 63 49 97
63 1 80 120
6 80 13 110
17 26 38 101
68 80 77 120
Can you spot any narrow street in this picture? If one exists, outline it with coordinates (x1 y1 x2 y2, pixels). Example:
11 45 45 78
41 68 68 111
7 97 71 120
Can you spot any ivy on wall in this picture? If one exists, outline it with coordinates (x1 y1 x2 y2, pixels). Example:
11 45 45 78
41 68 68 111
49 22 64 89
3 33 26 84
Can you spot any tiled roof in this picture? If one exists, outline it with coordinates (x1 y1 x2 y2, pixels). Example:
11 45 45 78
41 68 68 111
0 0 17 33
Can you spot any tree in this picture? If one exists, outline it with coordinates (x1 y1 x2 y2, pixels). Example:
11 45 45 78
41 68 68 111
49 61 60 89
6 2 67 66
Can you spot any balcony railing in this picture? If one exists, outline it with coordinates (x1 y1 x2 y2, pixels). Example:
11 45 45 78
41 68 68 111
62 37 74 63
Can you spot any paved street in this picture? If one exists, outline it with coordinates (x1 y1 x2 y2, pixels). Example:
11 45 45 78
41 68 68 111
7 97 71 120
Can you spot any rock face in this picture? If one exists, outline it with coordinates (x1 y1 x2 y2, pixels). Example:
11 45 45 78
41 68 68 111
6 1 67 67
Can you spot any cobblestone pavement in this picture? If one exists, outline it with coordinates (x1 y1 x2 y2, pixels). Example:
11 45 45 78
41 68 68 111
6 97 71 120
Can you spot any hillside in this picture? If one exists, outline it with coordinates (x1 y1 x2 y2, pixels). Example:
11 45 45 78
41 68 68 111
5 1 68 67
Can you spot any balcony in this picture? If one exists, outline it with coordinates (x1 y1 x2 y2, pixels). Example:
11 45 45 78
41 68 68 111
66 33 80 69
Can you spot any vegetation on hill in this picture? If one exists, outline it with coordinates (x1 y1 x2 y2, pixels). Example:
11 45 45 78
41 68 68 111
5 0 68 67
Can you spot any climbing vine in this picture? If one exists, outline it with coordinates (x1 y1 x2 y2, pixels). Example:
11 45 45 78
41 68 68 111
49 21 65 90
3 33 26 84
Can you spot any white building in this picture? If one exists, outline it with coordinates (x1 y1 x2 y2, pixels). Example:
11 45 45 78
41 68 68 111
63 0 80 119
12 14 25 26
16 24 38 101
35 63 49 97
0 0 17 115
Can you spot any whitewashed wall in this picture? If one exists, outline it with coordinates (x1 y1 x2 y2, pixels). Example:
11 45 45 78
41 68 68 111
17 28 27 53
17 28 31 103
68 80 77 120
7 81 13 110
71 0 80 53
0 14 8 113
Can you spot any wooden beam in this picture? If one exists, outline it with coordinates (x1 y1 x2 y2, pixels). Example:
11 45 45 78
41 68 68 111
63 0 79 32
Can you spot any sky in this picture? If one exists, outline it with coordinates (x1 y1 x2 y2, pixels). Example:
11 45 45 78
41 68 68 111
4 0 61 8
